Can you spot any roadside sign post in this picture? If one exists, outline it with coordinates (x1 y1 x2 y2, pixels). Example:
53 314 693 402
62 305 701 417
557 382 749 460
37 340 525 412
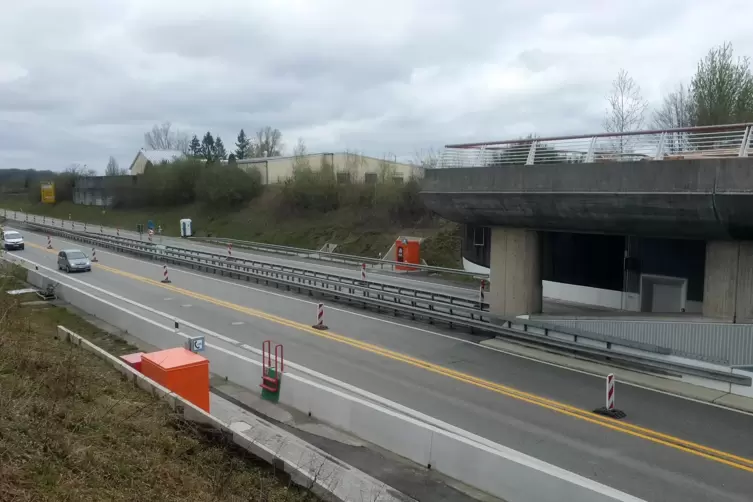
186 336 205 353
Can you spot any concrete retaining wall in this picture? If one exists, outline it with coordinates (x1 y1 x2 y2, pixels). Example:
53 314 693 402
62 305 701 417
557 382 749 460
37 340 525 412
15 260 644 502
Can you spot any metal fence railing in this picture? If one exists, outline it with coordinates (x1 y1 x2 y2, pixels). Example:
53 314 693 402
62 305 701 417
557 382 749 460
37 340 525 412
437 123 753 168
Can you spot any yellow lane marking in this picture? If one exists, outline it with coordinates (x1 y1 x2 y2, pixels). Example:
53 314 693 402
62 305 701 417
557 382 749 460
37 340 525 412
29 241 753 473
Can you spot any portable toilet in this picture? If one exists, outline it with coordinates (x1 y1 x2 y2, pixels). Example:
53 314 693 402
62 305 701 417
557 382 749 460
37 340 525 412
180 218 193 238
395 237 420 271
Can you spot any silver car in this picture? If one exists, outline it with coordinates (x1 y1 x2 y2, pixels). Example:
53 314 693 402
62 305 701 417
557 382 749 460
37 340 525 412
2 230 24 250
57 249 92 273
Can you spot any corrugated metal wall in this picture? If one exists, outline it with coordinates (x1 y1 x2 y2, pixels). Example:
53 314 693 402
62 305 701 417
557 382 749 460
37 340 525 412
545 319 753 366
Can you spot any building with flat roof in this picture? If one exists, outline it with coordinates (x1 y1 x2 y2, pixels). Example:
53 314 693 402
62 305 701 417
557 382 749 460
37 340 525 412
236 152 423 185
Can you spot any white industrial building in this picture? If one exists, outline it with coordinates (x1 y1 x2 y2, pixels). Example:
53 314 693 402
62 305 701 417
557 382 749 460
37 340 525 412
235 152 424 185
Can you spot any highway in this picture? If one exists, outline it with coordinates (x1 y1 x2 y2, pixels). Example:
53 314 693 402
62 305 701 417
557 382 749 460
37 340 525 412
8 227 753 502
10 212 481 301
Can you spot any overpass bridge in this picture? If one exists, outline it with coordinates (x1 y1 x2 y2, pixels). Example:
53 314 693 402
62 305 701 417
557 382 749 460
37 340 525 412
420 124 753 323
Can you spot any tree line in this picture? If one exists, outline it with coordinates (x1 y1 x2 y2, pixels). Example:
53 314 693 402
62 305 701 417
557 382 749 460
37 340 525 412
143 122 284 164
490 41 753 164
604 41 753 135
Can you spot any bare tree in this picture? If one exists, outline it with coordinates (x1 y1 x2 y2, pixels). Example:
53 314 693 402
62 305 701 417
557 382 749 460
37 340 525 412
603 69 648 154
412 148 440 169
64 164 96 177
653 84 694 129
652 83 695 154
291 138 311 171
144 121 190 153
104 156 126 176
251 126 283 157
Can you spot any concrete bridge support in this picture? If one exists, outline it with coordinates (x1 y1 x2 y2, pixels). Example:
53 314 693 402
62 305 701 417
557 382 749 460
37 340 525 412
489 227 542 316
703 241 753 322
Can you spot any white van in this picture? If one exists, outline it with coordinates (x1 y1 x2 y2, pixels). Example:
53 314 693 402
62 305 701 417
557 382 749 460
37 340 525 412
2 230 24 250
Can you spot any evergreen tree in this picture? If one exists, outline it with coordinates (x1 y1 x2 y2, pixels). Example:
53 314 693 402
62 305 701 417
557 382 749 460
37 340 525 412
189 135 201 157
201 132 215 162
235 129 251 159
213 136 227 161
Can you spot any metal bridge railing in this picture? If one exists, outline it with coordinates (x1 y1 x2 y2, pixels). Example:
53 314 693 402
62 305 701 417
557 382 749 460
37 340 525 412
437 123 753 168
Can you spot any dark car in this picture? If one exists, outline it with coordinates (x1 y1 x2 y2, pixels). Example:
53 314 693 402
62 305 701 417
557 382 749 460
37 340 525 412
57 249 92 273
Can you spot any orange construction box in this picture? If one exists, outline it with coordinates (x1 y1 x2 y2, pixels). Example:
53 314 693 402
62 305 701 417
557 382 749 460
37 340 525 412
141 347 210 413
395 238 420 271
120 352 145 372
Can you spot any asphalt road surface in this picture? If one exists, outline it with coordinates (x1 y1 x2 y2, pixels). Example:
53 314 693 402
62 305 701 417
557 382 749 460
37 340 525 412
7 226 753 502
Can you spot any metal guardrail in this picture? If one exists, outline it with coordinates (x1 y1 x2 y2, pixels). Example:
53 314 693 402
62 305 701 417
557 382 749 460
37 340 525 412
191 235 487 279
81 228 486 310
438 123 753 168
16 221 750 386
2 209 488 280
22 222 489 322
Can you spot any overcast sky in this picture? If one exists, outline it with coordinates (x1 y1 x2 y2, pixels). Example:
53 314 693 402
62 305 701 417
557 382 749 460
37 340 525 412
1 0 752 172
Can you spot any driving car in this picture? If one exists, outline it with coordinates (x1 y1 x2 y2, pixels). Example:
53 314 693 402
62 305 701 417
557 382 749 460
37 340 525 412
57 249 92 273
2 230 24 250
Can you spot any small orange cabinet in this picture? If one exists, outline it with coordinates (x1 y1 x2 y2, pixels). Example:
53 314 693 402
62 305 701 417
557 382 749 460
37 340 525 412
141 348 210 413
395 238 420 271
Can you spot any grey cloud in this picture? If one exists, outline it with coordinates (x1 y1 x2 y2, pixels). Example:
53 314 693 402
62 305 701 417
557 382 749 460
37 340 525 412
0 0 752 172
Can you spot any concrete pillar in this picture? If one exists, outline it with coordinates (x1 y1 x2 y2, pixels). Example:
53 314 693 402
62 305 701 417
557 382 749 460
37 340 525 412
702 241 753 322
489 227 542 316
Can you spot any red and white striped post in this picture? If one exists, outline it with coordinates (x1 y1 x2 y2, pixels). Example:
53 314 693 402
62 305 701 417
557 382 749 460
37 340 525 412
84 222 87 232
116 227 120 237
42 216 46 224
227 243 233 260
91 248 98 262
361 263 366 283
606 373 615 411
148 229 154 243
46 235 52 250
479 279 486 306
100 224 103 234
161 264 171 284
312 303 328 330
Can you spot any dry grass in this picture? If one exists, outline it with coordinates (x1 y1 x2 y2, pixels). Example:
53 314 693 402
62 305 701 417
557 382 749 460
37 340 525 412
0 270 317 502
0 192 462 268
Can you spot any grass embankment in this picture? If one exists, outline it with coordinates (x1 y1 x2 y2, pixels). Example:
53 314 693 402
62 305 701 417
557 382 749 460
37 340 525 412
0 266 315 502
0 191 463 268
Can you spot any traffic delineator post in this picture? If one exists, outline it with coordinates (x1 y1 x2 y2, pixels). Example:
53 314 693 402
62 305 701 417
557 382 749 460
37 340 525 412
593 373 626 419
227 243 233 260
46 235 52 250
312 303 328 330
91 248 98 262
361 263 366 282
479 279 486 306
116 227 120 237
161 264 171 284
